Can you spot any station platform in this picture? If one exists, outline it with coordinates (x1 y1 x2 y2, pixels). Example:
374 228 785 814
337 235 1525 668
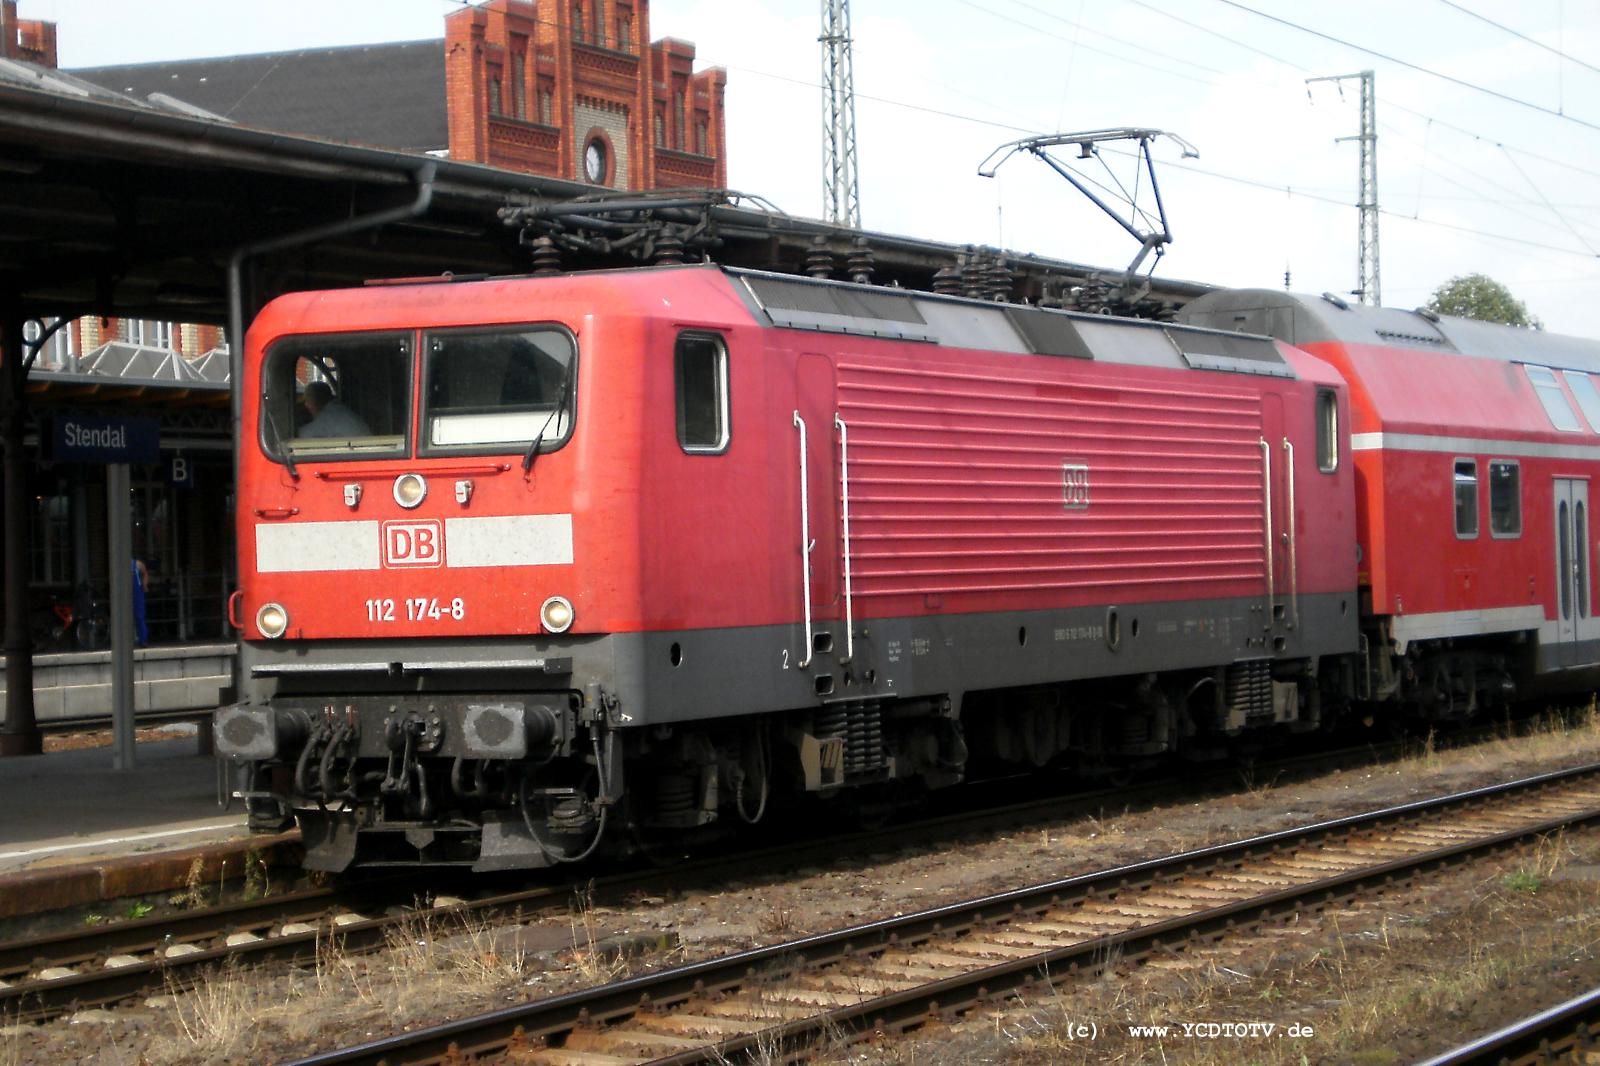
0 728 298 919
0 641 235 728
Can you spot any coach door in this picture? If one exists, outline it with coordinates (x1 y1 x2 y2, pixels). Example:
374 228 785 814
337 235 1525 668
793 354 842 666
1553 478 1591 644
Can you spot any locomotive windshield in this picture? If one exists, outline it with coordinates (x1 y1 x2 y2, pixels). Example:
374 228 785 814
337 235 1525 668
260 332 413 461
421 326 576 455
257 326 578 467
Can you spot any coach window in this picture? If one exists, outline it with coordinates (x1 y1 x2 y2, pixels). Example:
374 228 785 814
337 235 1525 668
1489 461 1521 537
1564 371 1600 432
1454 459 1479 538
675 332 729 453
1526 365 1584 432
1315 388 1338 472
421 327 577 456
261 332 412 461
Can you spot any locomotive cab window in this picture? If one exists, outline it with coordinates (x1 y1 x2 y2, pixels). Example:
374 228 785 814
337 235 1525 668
1489 460 1521 537
421 327 577 455
675 332 729 453
1526 365 1584 432
1315 388 1338 473
1454 459 1478 538
261 333 412 461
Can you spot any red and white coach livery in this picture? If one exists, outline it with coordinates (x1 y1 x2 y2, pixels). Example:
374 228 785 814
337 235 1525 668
1182 290 1600 709
217 265 1392 870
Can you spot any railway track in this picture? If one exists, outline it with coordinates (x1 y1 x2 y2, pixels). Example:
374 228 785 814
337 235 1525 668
282 762 1600 1066
0 730 1447 1023
1417 985 1600 1065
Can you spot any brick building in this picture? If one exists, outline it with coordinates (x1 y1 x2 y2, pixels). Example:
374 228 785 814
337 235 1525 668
71 0 726 191
445 0 726 190
0 0 52 67
9 0 726 362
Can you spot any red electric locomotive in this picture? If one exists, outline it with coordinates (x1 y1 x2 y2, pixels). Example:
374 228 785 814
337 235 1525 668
1181 290 1600 714
218 265 1362 871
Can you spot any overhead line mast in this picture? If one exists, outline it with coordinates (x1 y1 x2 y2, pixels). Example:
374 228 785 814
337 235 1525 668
1308 70 1380 305
820 0 861 228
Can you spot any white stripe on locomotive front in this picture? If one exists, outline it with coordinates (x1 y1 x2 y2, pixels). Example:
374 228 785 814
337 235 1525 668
257 520 381 573
254 514 575 573
444 514 573 568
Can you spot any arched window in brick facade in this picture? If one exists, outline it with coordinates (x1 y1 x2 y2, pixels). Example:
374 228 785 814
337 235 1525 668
592 0 605 46
674 90 685 149
654 110 665 147
488 72 502 115
540 88 554 125
617 14 632 51
573 2 586 43
512 51 527 119
696 120 708 155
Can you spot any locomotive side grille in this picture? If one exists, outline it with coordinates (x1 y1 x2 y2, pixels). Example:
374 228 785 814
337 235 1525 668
814 702 886 776
836 359 1268 599
1224 660 1275 723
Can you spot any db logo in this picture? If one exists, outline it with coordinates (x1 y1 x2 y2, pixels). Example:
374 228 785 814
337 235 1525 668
383 520 444 568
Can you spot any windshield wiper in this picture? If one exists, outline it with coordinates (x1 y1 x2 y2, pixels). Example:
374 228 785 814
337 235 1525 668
264 404 300 481
523 357 577 476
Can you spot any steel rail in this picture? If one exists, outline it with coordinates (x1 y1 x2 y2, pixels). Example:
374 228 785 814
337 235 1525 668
1415 985 1600 1065
0 744 1283 1021
0 725 1531 1023
280 761 1600 1066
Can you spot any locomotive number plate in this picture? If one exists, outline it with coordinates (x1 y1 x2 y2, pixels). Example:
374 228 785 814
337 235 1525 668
365 597 466 622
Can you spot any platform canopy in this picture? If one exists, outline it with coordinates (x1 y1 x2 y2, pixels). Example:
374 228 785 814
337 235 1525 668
0 75 1209 329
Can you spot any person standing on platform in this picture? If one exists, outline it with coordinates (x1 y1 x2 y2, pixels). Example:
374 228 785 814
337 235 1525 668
132 558 148 647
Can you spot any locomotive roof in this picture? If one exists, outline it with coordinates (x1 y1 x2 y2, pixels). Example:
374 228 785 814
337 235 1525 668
1175 288 1600 373
723 268 1296 380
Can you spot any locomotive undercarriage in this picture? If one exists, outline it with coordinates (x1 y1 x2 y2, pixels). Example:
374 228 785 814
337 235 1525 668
228 657 1350 872
224 688 976 871
963 656 1336 776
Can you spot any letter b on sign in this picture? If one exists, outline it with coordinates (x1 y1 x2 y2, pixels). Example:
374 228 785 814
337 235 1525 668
383 520 444 568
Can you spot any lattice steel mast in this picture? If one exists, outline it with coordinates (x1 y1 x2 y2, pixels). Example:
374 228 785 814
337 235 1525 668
1308 70 1380 305
820 0 861 227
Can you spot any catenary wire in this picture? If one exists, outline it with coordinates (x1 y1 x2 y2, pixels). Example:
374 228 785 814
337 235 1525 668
1434 0 1600 77
1209 0 1600 133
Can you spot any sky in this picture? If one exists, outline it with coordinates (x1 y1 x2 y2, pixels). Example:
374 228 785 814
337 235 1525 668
25 0 1600 335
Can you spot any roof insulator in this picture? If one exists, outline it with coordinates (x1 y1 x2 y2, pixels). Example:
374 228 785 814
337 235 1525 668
530 236 561 276
805 235 833 279
653 231 684 266
986 255 1013 302
847 237 874 285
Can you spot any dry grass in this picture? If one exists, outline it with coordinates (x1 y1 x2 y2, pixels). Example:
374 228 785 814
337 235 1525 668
1406 700 1600 776
757 901 797 936
902 832 1600 1065
167 857 210 911
161 961 268 1063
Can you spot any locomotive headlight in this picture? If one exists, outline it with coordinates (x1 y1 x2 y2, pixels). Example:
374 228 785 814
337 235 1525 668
393 473 427 509
540 595 574 634
256 602 289 640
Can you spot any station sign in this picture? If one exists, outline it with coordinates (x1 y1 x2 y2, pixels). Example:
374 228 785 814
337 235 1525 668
47 415 160 464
